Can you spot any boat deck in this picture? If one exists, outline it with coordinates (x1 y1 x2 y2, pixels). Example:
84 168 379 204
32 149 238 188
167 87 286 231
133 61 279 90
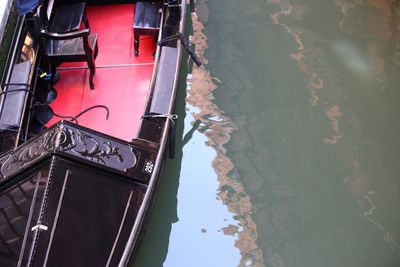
46 4 155 141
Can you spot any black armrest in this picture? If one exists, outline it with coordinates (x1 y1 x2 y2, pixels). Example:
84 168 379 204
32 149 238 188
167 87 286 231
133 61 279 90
41 28 90 40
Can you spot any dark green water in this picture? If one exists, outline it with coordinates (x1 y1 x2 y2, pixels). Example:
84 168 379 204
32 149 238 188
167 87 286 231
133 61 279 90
135 0 400 266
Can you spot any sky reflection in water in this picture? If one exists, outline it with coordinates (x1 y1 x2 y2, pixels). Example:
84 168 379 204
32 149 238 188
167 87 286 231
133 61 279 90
163 103 241 267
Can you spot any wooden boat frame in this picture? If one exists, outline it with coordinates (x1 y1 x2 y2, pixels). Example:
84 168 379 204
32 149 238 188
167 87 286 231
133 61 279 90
0 0 187 265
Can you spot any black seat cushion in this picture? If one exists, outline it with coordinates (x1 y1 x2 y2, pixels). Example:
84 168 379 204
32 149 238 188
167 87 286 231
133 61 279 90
0 61 32 130
150 47 178 114
134 2 162 29
46 33 98 58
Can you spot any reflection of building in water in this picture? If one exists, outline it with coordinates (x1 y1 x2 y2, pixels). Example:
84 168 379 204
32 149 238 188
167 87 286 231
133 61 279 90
189 10 265 267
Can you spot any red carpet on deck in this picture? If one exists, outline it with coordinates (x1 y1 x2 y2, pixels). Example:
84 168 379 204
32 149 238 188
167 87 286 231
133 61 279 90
47 4 156 141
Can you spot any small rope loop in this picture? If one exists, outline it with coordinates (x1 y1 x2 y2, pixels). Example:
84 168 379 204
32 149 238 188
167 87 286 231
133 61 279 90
143 113 178 123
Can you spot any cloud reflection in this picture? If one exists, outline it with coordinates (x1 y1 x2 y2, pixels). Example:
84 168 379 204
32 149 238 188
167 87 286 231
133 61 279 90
330 40 371 75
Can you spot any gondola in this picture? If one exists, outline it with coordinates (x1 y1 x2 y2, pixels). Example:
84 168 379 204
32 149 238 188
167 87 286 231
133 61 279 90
0 0 199 265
